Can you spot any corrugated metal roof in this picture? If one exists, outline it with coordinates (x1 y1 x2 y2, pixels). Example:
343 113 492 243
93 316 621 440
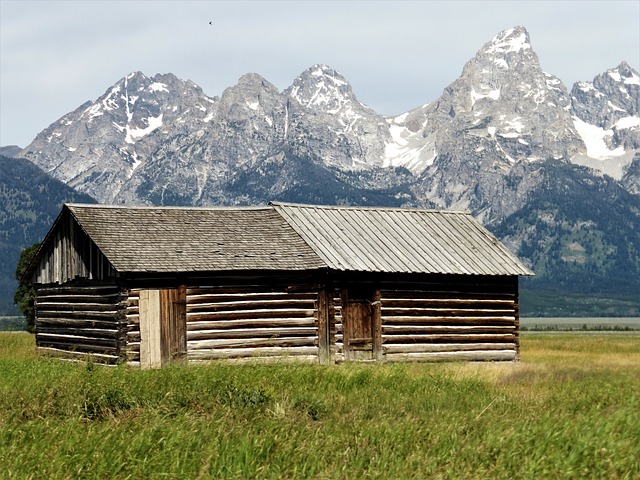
66 204 327 273
271 202 533 276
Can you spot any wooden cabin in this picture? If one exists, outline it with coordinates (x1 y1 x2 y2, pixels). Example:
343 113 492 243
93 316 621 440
24 202 533 368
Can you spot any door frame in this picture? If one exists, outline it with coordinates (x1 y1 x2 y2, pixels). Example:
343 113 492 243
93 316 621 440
139 286 187 369
341 287 382 361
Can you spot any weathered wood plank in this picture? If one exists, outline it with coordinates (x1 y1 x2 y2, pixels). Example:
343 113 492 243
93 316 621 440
36 311 122 321
380 291 516 301
37 317 120 328
382 315 516 325
186 317 316 331
187 336 318 349
385 350 517 362
382 333 515 343
187 327 317 340
37 347 120 363
139 289 162 369
37 302 119 312
381 307 514 316
382 325 515 334
187 292 316 303
383 343 516 354
36 333 120 348
186 299 315 313
187 346 318 360
36 326 120 338
381 299 515 308
186 308 315 322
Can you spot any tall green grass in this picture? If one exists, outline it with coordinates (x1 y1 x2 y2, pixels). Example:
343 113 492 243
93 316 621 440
1 333 638 479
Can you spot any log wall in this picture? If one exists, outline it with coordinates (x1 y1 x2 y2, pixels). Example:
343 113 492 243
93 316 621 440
379 277 519 362
35 284 128 364
185 281 319 363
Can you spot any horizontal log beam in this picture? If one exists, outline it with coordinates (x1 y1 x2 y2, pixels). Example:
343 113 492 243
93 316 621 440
187 346 318 360
186 308 315 322
382 316 516 325
187 327 317 340
382 325 515 334
381 308 514 316
37 302 119 313
384 350 517 362
381 299 515 308
187 292 316 303
36 339 119 354
37 317 121 329
36 333 121 348
187 318 316 331
383 343 516 354
36 326 121 339
380 291 515 301
187 299 315 313
37 347 120 364
37 293 122 304
186 285 316 296
37 286 120 296
382 333 515 343
187 336 318 349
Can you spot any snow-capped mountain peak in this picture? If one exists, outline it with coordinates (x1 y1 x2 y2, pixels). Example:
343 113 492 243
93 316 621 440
484 25 531 56
287 64 356 114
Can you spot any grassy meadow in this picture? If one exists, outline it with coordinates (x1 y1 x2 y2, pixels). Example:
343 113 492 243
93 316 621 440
1 333 639 479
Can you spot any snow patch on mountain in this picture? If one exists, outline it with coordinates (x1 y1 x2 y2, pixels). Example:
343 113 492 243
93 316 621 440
125 114 163 144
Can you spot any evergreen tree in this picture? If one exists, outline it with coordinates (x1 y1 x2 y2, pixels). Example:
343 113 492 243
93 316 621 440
14 243 40 333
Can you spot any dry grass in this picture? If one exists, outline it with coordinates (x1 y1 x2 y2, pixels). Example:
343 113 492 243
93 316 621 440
1 332 639 479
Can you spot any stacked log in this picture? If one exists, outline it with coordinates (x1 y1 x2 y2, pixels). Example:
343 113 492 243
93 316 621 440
35 284 128 364
185 284 318 362
124 289 141 366
380 279 518 362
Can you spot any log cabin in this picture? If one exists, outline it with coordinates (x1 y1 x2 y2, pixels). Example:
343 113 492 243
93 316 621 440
23 202 533 368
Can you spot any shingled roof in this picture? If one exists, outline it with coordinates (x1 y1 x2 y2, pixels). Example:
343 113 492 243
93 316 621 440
66 204 326 272
31 202 532 278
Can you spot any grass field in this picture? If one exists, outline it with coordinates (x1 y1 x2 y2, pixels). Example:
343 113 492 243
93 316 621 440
1 333 638 479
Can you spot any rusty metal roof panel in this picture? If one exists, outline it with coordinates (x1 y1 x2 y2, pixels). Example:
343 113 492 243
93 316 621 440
271 202 533 276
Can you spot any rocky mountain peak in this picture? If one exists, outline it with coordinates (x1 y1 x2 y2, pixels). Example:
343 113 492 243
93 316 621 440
571 62 640 128
484 26 531 55
570 62 640 180
19 71 217 203
286 64 356 113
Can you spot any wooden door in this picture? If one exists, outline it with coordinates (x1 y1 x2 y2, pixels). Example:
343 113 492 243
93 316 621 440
139 287 187 369
341 288 382 361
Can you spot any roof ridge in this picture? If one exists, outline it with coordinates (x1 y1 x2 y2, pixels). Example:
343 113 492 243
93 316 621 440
270 201 470 215
66 203 273 212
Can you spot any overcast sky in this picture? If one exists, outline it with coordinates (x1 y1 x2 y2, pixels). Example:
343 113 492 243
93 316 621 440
1 0 638 148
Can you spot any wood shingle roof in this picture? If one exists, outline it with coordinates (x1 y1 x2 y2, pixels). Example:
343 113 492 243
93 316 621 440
67 204 326 272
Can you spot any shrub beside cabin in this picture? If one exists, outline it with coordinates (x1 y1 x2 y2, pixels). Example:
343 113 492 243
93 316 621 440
23 202 533 367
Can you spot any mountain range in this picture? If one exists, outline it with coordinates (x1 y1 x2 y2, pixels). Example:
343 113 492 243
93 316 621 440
3 25 640 316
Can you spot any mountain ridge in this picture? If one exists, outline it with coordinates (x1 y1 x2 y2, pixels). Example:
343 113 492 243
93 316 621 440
5 25 640 314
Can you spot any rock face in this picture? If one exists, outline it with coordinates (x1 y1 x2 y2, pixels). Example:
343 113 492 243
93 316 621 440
20 72 217 203
570 62 640 181
389 26 584 222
